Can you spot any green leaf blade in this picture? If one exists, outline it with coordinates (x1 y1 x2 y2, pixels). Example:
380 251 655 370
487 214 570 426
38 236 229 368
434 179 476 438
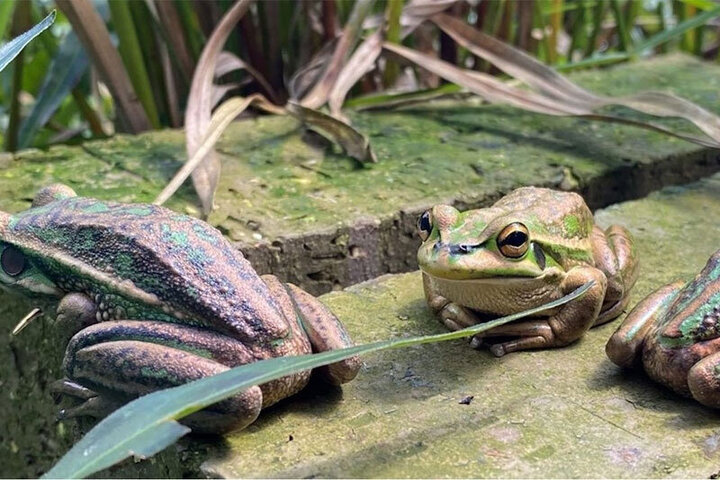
17 31 88 148
0 9 55 74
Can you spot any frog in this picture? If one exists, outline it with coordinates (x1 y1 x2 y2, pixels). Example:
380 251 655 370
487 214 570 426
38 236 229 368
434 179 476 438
0 184 360 434
606 249 720 407
417 186 638 356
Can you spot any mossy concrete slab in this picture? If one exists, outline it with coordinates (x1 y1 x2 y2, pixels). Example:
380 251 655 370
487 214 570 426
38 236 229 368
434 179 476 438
0 55 719 298
201 173 720 478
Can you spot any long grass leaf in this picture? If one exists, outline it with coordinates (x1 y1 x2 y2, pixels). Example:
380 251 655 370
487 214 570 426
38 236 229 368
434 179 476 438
45 282 593 479
286 101 377 163
150 0 195 82
108 0 161 128
56 0 151 133
635 5 720 53
0 8 53 74
17 31 88 148
215 50 279 104
184 0 252 215
383 41 583 115
0 0 17 43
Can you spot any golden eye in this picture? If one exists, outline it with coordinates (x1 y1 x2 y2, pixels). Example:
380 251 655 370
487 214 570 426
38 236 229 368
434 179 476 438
417 210 432 241
497 223 529 258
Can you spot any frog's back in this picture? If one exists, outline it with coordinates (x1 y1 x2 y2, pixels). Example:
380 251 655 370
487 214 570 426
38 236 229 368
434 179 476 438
6 197 289 343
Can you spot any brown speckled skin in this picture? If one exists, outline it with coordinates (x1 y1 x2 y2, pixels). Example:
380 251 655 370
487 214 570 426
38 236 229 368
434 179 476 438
418 187 638 356
607 250 720 408
0 185 360 434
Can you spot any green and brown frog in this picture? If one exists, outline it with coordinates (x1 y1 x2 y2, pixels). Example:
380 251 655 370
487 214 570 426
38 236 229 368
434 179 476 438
417 187 638 356
607 250 720 407
0 184 360 434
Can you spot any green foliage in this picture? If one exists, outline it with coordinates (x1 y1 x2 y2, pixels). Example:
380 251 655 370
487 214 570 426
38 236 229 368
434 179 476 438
1 1 719 151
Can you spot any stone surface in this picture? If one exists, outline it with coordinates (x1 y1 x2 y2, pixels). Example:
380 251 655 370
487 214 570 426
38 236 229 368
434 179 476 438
200 173 720 478
0 55 719 297
3 54 720 477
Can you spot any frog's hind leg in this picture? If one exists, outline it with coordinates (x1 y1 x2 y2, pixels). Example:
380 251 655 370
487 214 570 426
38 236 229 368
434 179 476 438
591 225 638 325
688 351 720 408
262 275 361 386
61 321 264 434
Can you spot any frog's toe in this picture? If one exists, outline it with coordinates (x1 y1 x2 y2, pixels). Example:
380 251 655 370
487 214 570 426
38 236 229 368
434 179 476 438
688 352 720 408
57 395 121 421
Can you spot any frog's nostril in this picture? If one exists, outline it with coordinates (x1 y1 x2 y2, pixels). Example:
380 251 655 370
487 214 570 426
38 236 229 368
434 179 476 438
449 243 477 255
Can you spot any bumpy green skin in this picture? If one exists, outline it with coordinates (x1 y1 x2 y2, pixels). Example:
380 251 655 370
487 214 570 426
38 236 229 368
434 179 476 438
418 187 638 356
0 185 360 434
607 249 720 407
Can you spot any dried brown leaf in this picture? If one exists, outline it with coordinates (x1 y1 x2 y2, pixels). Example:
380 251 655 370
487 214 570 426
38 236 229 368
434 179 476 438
185 0 252 215
301 0 376 109
432 13 720 147
286 102 377 164
383 42 720 148
215 51 280 104
382 42 582 115
328 0 458 118
156 94 279 207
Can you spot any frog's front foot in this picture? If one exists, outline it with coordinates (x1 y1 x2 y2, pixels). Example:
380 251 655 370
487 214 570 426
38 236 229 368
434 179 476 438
474 267 607 356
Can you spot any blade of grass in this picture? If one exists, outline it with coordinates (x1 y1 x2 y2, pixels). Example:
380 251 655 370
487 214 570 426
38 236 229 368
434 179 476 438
56 0 151 133
184 0 252 215
0 7 52 73
383 41 584 115
584 0 606 58
71 87 106 137
108 0 160 128
344 83 463 110
382 0 403 87
0 0 17 42
4 1 32 152
45 281 594 479
286 101 377 163
17 31 88 148
610 0 631 52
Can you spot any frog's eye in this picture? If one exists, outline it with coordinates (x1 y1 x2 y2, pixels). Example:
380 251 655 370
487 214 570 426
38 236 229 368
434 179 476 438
1 246 26 277
417 210 433 241
497 223 529 258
